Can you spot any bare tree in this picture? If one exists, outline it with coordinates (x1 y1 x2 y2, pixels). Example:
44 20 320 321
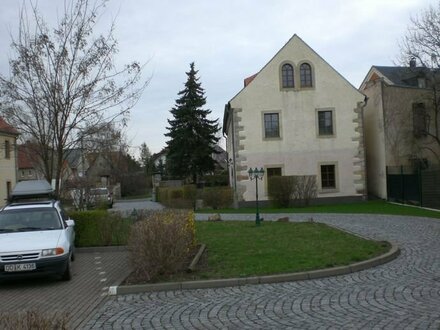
399 3 440 163
0 0 148 195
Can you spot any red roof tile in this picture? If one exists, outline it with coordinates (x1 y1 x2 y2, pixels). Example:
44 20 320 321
0 117 19 135
17 145 34 168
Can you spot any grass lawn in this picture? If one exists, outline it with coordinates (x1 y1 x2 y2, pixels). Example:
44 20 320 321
189 221 390 280
198 200 440 219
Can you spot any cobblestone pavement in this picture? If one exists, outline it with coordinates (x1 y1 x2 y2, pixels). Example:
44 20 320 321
84 214 440 329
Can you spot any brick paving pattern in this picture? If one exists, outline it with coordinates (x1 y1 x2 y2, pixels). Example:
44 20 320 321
0 249 130 329
84 214 440 329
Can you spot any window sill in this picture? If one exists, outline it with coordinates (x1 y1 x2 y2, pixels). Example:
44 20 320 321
317 134 336 139
319 188 339 194
263 137 282 141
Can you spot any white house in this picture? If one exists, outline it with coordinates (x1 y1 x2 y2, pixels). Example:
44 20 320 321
223 35 367 205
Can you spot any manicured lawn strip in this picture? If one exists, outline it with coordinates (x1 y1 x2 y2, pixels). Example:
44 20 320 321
198 200 440 219
193 221 389 279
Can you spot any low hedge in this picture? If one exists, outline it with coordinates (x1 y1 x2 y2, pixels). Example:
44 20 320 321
158 185 233 209
69 210 131 247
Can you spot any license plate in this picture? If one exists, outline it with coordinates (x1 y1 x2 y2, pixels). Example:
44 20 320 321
4 263 36 272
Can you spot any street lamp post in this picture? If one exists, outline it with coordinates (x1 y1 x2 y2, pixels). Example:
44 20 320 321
248 167 265 226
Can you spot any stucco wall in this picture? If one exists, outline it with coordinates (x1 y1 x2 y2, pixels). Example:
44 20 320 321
362 79 438 200
0 135 17 206
228 35 365 202
382 85 437 166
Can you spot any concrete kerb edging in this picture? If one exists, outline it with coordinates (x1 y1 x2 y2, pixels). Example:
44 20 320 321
109 242 400 296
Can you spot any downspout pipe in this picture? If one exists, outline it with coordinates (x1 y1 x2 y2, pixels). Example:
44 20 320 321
360 95 369 200
223 102 238 207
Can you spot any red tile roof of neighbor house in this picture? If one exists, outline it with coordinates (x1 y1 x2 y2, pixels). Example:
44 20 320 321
0 117 19 135
244 73 258 87
17 145 35 169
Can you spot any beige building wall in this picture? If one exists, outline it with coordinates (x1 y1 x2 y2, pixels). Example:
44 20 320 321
362 78 438 199
227 35 366 202
0 135 17 206
382 85 437 166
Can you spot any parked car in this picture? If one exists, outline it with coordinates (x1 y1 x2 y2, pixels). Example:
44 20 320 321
89 187 113 208
0 180 75 281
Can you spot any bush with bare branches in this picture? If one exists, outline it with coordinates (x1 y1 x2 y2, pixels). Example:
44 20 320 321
268 175 317 207
128 210 195 282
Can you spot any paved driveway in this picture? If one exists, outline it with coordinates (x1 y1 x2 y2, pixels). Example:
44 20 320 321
111 199 164 214
84 214 440 329
0 248 130 329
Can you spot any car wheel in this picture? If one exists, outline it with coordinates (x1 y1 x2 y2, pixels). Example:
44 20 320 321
61 258 72 281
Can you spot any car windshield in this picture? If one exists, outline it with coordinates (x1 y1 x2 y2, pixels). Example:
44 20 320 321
0 208 62 232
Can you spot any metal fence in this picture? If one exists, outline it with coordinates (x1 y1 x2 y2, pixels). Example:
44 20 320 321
386 165 440 209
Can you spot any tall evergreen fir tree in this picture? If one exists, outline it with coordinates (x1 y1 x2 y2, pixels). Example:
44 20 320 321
165 62 220 182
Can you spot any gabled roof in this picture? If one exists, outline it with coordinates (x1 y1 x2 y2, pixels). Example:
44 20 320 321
360 65 432 90
229 34 362 103
65 149 83 169
223 34 363 135
0 117 19 136
18 144 37 169
151 148 168 162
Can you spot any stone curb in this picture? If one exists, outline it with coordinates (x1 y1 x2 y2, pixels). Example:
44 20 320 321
109 242 400 296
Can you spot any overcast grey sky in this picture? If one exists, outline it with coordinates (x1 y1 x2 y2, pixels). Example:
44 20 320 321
0 0 437 156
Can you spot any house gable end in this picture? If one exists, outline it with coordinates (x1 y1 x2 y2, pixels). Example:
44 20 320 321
229 34 364 105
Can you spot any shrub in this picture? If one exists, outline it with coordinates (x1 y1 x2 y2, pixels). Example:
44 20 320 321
268 176 297 207
128 210 196 282
157 186 197 209
0 310 69 330
202 187 233 209
183 184 197 206
293 175 317 206
69 210 131 247
170 188 183 199
204 174 229 187
267 175 318 208
156 187 168 203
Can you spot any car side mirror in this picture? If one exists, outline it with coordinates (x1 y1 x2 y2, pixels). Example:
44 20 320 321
65 219 75 227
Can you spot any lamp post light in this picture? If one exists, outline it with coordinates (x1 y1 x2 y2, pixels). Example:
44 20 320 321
248 167 265 226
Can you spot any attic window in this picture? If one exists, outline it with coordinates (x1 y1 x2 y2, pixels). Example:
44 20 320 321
300 63 313 87
281 63 294 88
417 78 426 88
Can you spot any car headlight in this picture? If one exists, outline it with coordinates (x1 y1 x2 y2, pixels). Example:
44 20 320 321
41 248 65 257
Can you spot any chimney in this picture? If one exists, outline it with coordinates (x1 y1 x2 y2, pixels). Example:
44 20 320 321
409 57 416 68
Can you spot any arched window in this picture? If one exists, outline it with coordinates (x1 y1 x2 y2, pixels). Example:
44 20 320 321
281 63 294 88
300 63 313 87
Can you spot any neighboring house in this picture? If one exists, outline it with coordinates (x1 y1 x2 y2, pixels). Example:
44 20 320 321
0 117 19 205
17 143 44 181
85 152 114 187
151 148 168 174
360 61 438 199
223 34 367 205
152 145 228 175
65 148 89 180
